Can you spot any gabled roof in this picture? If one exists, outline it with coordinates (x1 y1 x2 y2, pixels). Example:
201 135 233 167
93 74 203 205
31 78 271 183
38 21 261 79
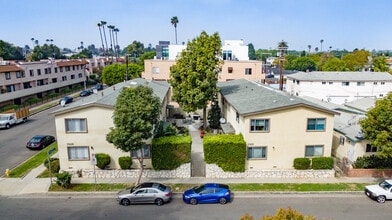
344 97 376 113
287 71 392 82
0 64 23 73
51 78 170 116
218 79 338 116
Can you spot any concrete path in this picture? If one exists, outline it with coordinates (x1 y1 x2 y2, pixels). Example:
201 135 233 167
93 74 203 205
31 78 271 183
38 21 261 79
189 123 205 177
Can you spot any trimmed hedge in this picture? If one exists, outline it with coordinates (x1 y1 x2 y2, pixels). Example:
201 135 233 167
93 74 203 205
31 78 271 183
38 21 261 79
56 171 72 188
118 156 133 169
204 134 246 172
293 158 311 170
312 157 334 169
95 153 111 169
44 158 60 174
151 135 191 170
353 155 392 169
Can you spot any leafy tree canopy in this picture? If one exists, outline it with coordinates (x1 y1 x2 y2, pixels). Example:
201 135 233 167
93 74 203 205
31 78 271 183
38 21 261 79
101 63 142 86
0 40 24 60
288 56 317 72
169 31 223 115
372 56 390 72
360 93 392 158
248 43 256 60
30 44 63 61
127 41 144 58
322 56 346 71
342 49 370 71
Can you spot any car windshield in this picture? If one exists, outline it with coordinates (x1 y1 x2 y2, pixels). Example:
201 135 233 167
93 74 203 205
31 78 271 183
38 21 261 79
29 137 42 143
193 185 205 194
379 181 392 191
0 116 9 120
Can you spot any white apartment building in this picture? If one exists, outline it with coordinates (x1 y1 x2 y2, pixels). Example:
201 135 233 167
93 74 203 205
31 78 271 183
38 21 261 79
286 71 392 104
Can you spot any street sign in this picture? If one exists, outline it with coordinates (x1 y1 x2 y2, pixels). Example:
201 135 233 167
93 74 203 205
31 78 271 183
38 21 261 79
91 153 97 165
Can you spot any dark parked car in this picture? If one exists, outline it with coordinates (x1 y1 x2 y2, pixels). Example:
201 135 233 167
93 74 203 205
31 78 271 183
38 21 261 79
95 83 103 91
79 90 91 97
117 182 172 206
182 183 231 205
26 135 56 150
59 96 73 105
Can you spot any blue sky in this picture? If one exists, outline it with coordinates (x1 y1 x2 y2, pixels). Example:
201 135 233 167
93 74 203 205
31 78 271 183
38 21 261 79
1 0 391 52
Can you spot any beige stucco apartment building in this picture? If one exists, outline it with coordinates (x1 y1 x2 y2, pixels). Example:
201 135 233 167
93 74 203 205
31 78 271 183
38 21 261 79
51 79 171 171
218 79 337 170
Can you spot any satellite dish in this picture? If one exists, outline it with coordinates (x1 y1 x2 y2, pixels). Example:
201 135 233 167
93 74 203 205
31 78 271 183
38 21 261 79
219 118 226 124
60 100 66 107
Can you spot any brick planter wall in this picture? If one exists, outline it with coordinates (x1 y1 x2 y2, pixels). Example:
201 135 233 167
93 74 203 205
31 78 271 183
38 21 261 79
347 169 392 178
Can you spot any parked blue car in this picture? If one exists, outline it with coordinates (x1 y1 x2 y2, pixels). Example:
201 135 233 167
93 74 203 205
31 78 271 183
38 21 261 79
182 183 231 205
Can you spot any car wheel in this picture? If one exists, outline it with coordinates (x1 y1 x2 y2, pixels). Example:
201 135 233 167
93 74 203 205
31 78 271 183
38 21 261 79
190 198 198 205
120 198 131 206
219 197 227 205
155 198 164 206
5 124 10 129
377 196 386 203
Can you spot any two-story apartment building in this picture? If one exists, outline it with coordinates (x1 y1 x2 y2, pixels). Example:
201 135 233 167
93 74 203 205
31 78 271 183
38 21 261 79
0 59 89 107
51 78 171 171
218 79 338 170
286 71 392 105
143 39 264 83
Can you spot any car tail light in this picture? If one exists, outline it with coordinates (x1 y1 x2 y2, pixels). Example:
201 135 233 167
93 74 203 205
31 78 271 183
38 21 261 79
165 193 171 197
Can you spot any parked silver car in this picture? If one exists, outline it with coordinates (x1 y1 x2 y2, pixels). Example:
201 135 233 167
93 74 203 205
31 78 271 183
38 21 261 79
116 182 172 206
365 179 392 203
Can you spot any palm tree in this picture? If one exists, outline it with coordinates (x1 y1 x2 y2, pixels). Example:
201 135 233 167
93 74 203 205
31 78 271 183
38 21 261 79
113 28 119 57
277 40 288 91
100 21 108 55
107 25 115 55
171 16 179 44
34 39 39 46
307 45 311 54
315 47 319 53
320 39 324 52
97 23 105 55
30 38 35 50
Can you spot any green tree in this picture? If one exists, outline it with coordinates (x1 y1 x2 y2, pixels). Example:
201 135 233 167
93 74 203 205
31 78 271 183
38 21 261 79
127 41 145 59
261 207 316 220
342 49 370 71
372 56 389 72
169 31 223 126
139 51 156 70
248 43 256 60
322 56 346 71
289 56 317 72
207 98 221 129
0 40 24 60
106 85 161 184
70 48 93 59
171 16 179 44
101 63 142 86
360 93 392 158
30 44 62 61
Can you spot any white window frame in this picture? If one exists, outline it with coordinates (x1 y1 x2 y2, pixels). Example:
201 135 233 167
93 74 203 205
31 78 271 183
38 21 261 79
250 119 270 132
68 146 89 160
65 118 87 133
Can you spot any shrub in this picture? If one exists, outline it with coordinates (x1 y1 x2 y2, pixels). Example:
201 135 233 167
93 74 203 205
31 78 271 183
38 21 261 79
152 135 191 170
352 155 392 169
44 158 60 174
95 153 111 169
312 157 334 169
119 156 133 169
261 207 316 220
56 171 72 188
293 158 311 170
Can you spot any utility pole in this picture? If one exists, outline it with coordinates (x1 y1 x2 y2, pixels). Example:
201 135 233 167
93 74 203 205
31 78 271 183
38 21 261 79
125 54 129 81
277 41 288 91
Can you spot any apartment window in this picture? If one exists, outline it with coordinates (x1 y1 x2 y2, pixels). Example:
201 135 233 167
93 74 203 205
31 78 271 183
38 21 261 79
322 82 326 85
342 82 349 86
62 76 67 81
68 146 89 160
37 79 44 86
328 82 333 85
152 67 160 74
223 50 232 60
250 119 270 132
296 80 300 85
16 71 22 78
245 68 252 75
131 145 151 158
5 72 11 80
228 67 233 73
72 66 75 71
23 82 31 89
305 145 324 157
71 75 75 79
45 68 48 74
339 136 345 145
381 82 385 85
236 112 239 123
366 144 377 153
357 82 365 86
162 46 169 59
54 67 58 73
52 78 57 83
37 69 41 75
373 82 378 85
65 66 71 71
60 67 63 72
78 73 83 78
379 94 384 97
30 69 34 76
247 146 267 159
48 68 51 74
6 85 15 92
65 118 87 133
307 118 325 131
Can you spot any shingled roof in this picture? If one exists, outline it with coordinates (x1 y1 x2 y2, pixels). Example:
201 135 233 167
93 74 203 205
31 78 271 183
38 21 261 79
0 64 23 73
218 79 337 116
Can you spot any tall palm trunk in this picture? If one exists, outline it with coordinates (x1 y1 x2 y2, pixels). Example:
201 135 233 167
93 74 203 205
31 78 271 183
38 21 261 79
98 24 105 56
102 25 108 56
114 29 119 58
